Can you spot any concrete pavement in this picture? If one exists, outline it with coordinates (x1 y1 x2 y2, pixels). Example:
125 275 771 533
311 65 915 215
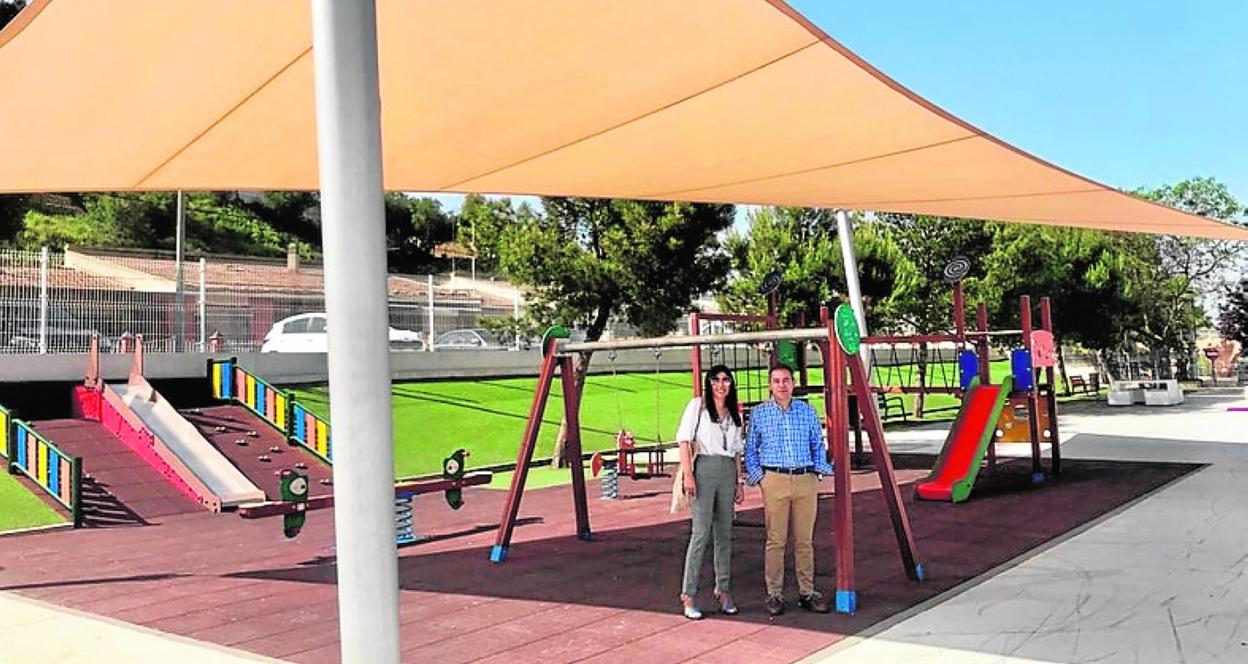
807 388 1248 664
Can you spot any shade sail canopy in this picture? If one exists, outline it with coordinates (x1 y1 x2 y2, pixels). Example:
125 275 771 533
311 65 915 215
2 0 1244 240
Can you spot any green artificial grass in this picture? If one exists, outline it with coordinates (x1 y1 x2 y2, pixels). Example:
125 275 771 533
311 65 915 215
292 371 699 478
0 468 67 533
485 464 590 491
289 358 1087 478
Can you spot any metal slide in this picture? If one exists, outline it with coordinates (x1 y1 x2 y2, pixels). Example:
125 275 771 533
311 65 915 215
110 380 265 510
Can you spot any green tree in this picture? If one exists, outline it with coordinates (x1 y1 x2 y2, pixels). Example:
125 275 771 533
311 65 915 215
1131 177 1246 378
874 214 997 334
385 195 454 273
720 208 907 330
0 1 25 30
237 191 322 248
1218 276 1248 347
456 194 534 273
496 197 734 463
0 194 28 245
16 192 313 257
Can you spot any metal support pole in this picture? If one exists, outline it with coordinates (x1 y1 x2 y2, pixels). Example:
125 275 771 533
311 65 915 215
309 1 399 661
836 209 870 374
174 191 187 353
427 274 435 351
836 210 868 334
197 257 207 351
38 246 49 354
689 313 702 398
513 290 522 351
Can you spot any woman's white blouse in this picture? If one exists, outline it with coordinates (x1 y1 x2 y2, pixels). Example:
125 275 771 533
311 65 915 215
675 397 744 457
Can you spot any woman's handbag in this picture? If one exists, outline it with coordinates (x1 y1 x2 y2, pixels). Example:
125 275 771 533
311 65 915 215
669 399 702 514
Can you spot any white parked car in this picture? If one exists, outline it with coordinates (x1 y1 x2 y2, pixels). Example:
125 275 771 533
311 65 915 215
260 313 425 353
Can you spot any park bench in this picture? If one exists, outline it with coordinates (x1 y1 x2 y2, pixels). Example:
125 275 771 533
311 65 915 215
1068 373 1100 395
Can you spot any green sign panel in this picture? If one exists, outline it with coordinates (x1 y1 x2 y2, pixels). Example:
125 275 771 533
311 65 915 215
834 305 861 355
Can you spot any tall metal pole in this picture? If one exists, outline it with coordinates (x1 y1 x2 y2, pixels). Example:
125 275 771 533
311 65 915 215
174 191 187 352
309 1 400 662
513 289 522 351
427 274 436 351
197 257 207 351
836 209 870 372
835 209 867 335
38 246 49 354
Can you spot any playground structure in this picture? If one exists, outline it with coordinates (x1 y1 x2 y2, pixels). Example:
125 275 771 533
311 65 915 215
688 271 1062 502
208 357 492 542
492 307 924 614
0 340 488 542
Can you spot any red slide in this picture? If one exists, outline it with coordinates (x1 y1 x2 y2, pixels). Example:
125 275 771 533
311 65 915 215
915 376 1012 503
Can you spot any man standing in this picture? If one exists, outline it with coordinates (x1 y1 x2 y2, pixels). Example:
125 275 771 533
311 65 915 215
745 364 833 616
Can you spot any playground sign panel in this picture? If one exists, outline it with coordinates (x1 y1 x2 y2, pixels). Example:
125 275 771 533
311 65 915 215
834 304 861 355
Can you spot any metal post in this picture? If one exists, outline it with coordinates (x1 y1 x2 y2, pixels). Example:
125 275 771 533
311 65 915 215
427 274 435 351
836 209 870 373
197 257 207 351
38 246 49 354
513 290 522 351
836 210 867 335
175 191 187 353
309 1 399 661
689 313 702 398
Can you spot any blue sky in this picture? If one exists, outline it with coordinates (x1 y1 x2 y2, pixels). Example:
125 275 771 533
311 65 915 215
421 1 1246 226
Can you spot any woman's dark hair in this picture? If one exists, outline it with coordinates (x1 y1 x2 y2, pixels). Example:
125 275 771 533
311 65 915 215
702 364 743 427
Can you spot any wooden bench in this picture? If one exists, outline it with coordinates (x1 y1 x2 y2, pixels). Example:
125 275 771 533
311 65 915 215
1068 373 1100 395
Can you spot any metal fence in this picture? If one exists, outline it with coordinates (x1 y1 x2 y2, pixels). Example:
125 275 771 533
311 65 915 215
0 248 522 354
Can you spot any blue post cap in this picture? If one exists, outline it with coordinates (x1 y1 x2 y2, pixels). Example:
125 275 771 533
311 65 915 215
835 590 857 614
489 545 508 563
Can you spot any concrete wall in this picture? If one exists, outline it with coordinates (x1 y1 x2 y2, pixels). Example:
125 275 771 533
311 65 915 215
0 348 702 386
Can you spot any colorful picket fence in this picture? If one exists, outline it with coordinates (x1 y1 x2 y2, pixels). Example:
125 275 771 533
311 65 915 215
0 403 9 461
208 359 332 463
290 402 333 462
2 403 83 526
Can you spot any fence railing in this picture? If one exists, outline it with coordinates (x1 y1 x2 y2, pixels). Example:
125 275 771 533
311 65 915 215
1 247 523 355
3 405 84 526
209 358 332 463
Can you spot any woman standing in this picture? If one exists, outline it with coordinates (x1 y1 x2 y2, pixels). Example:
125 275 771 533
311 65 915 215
676 365 745 619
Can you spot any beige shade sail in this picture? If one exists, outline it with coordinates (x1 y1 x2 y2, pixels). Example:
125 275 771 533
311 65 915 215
1 0 1244 240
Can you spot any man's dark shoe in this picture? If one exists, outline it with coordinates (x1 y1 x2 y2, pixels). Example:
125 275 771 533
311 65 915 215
765 594 785 616
798 591 831 613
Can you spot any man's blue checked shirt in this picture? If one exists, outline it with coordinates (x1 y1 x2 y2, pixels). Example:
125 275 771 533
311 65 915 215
744 399 834 486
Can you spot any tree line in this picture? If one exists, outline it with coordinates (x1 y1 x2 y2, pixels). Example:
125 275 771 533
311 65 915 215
2 179 1244 381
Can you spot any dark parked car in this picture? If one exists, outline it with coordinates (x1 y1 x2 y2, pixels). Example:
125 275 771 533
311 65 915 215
0 303 111 353
432 328 507 351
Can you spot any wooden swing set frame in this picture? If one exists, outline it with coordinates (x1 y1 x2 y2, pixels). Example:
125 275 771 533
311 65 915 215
489 306 924 614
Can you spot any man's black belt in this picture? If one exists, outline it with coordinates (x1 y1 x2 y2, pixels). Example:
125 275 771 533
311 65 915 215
763 465 814 475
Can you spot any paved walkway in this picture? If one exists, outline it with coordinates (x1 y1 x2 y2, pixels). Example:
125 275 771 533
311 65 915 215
809 388 1248 664
0 591 283 663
